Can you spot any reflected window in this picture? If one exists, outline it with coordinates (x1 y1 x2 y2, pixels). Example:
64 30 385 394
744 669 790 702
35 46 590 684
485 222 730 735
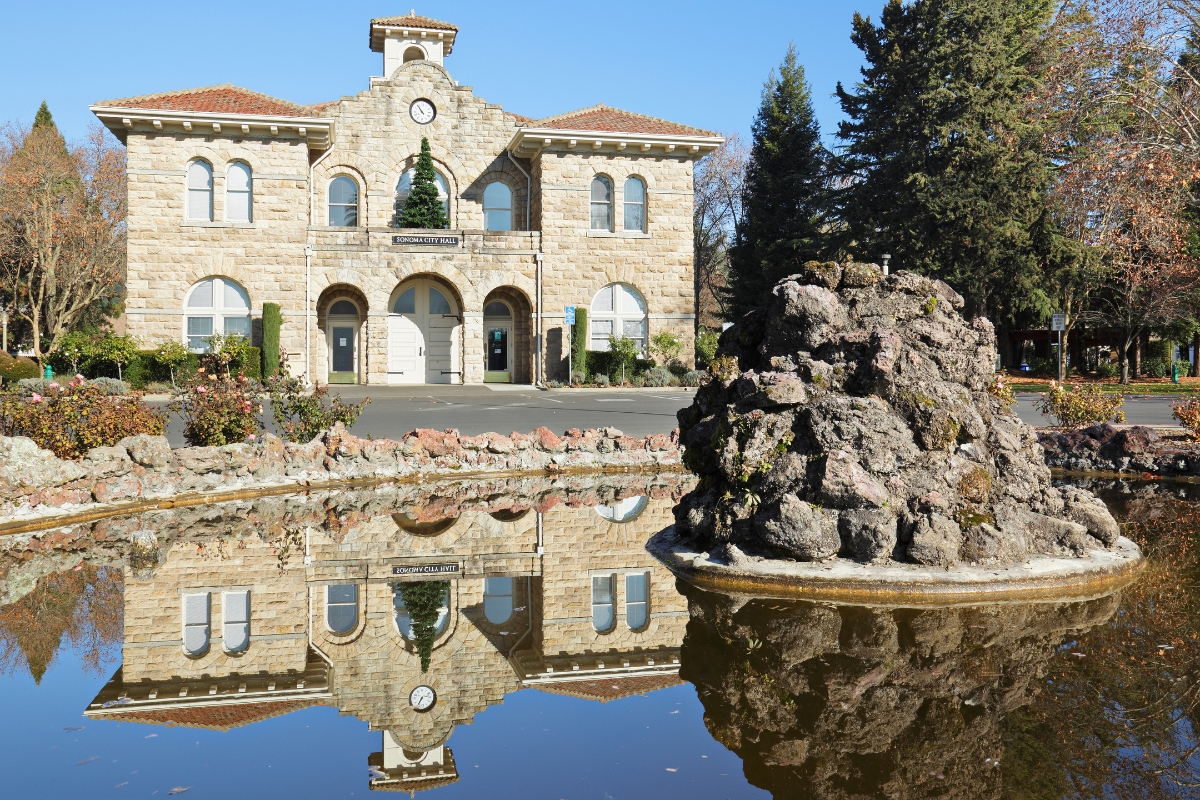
392 288 416 314
589 283 647 354
483 577 514 625
223 590 250 653
394 582 450 639
590 176 613 231
592 575 615 632
623 177 645 232
483 181 513 231
392 512 457 536
626 573 649 629
182 592 210 656
226 162 252 223
595 495 649 523
327 584 358 634
186 160 213 221
430 288 452 315
184 277 250 352
328 176 359 227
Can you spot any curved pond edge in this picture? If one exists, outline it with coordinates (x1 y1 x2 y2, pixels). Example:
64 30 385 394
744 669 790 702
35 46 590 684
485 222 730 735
0 465 685 538
648 525 1146 607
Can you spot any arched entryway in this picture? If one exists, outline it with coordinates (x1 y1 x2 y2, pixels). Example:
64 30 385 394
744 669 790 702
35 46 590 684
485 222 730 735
482 287 532 384
317 286 368 385
387 277 462 384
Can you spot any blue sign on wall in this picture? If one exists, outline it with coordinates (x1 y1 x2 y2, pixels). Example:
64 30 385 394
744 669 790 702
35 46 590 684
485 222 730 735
565 305 576 325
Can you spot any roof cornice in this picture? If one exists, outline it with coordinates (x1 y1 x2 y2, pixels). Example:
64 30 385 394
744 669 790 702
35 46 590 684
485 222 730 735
508 127 723 159
90 105 334 150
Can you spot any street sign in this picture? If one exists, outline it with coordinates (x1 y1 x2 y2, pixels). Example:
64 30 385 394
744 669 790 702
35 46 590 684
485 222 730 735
1051 313 1066 332
565 305 575 325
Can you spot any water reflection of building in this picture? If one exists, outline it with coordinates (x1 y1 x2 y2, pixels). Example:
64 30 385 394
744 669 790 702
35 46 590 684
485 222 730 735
85 491 685 792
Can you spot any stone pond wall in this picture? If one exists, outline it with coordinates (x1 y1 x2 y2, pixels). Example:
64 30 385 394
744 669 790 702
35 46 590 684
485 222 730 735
0 424 682 522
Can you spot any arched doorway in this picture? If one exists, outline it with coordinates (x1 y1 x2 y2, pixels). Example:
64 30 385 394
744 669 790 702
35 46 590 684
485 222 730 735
387 277 462 384
482 287 532 384
326 299 361 384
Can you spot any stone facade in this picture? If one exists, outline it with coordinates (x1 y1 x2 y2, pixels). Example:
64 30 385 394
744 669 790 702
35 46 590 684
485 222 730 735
91 14 721 385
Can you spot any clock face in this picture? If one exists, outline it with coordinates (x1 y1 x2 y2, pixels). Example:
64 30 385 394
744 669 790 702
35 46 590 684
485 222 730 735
409 684 436 712
410 99 436 125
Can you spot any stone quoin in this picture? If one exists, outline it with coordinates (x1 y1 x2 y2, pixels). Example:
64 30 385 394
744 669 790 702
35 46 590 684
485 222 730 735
89 13 723 386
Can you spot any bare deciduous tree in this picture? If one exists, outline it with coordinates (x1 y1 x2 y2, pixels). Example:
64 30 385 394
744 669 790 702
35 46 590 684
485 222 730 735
693 134 746 329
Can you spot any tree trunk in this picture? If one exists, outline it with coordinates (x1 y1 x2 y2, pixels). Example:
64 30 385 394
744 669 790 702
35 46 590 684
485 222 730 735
1132 334 1142 379
1119 331 1131 384
1058 326 1071 382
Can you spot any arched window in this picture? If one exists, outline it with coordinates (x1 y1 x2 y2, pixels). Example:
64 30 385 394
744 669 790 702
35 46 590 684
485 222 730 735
483 577 514 625
396 168 450 222
595 495 649 523
326 584 358 634
429 288 452 315
403 45 425 62
483 301 511 318
592 575 615 632
483 182 513 231
392 287 416 314
226 162 252 223
223 590 250 653
590 176 612 231
625 573 649 629
182 593 210 656
393 582 450 639
328 176 359 227
186 160 213 221
623 177 646 232
329 299 359 316
185 277 251 351
589 283 647 354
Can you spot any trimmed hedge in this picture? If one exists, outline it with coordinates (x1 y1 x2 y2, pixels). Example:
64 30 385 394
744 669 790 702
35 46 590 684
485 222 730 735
571 307 589 378
262 303 282 378
0 353 39 382
584 350 653 382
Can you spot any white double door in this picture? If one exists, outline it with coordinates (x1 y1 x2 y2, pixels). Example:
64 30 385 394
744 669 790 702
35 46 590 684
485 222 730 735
387 280 461 384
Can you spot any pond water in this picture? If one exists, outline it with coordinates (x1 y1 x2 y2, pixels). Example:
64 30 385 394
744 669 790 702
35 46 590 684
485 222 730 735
0 474 1197 799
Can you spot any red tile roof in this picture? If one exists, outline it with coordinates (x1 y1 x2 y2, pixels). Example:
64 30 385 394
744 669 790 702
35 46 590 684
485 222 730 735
105 699 321 731
371 14 458 31
534 673 682 703
530 105 718 137
94 84 317 118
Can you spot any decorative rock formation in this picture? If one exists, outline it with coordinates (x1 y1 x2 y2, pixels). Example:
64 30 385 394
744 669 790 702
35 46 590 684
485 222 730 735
674 264 1121 566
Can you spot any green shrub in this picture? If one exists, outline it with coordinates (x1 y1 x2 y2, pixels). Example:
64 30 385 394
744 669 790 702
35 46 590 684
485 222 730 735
1095 361 1119 379
153 340 192 388
586 349 613 380
572 307 589 377
170 371 263 447
0 377 166 459
682 369 705 387
695 329 720 369
1143 357 1171 378
594 373 610 387
89 377 130 396
262 303 282 378
650 331 683 367
607 336 640 384
92 334 140 381
0 353 39 382
644 367 675 387
266 364 370 443
1034 381 1126 428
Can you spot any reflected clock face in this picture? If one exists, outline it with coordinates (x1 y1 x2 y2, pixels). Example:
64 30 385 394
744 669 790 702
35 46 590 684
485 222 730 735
410 99 436 124
409 684 436 712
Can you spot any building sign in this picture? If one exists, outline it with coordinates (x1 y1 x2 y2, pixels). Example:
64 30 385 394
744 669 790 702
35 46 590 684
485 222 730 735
392 563 460 576
392 234 459 246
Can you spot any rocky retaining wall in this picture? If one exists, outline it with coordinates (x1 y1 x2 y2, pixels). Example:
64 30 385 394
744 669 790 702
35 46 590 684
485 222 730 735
1038 425 1200 476
0 424 683 523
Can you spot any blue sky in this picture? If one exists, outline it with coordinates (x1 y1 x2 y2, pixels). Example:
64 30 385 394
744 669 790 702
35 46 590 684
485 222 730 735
0 0 871 147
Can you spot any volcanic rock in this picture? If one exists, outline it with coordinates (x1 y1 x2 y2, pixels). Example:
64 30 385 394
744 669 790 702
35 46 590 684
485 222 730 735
674 264 1120 566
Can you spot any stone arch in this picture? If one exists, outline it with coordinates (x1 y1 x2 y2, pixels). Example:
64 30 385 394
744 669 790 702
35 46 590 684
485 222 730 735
392 154 459 228
387 272 466 385
482 286 533 384
316 284 369 384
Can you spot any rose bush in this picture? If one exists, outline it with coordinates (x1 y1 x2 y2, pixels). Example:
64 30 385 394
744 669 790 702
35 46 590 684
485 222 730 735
1034 381 1126 429
170 369 263 447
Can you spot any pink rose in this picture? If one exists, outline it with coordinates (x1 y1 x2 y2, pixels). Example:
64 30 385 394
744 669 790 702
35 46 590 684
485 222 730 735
75 374 85 382
30 393 43 403
248 434 257 441
196 386 207 394
48 382 60 390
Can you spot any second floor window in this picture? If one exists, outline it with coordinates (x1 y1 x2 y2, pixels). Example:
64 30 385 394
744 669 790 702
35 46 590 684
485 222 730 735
483 181 512 231
590 176 612 231
226 162 252 223
186 160 213 221
623 177 646 232
329 176 359 227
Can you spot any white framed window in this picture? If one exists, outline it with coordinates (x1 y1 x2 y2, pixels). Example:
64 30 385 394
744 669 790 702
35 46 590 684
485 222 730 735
623 177 646 232
396 167 450 221
625 572 649 629
186 160 213 221
430 288 452 315
328 175 359 227
185 277 251 352
590 176 613 231
393 582 450 639
592 574 615 632
326 584 358 634
589 283 647 353
595 495 649 523
182 592 210 656
392 287 416 314
483 577 514 625
483 181 513 231
226 162 252 223
222 590 250 653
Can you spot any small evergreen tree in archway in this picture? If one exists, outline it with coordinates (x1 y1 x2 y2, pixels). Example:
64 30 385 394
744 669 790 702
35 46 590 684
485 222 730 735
399 580 449 672
399 138 449 229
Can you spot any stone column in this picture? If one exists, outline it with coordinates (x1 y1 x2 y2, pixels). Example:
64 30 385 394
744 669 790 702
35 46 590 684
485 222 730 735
463 311 483 384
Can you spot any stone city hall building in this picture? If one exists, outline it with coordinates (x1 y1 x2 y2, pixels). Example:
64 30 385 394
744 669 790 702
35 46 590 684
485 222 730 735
90 13 722 385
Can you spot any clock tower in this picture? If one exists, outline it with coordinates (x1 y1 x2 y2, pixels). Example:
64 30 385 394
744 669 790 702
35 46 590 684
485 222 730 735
370 12 458 78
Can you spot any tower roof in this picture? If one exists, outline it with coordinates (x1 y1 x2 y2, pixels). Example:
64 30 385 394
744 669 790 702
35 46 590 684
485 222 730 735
370 12 458 53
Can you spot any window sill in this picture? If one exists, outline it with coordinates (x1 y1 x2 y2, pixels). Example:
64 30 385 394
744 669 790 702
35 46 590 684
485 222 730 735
182 221 258 229
586 230 651 238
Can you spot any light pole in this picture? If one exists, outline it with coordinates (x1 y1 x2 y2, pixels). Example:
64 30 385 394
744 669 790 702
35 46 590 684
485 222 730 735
881 254 891 276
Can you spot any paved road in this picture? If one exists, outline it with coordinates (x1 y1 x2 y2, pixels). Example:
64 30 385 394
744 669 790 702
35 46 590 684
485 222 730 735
1014 392 1180 428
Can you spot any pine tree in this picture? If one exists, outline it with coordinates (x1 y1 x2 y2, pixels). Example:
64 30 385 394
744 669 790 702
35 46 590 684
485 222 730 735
33 101 54 130
727 44 830 318
399 137 449 229
834 0 1057 326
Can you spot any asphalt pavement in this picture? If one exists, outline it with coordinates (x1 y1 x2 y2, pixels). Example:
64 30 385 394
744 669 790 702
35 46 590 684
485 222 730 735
1013 392 1181 428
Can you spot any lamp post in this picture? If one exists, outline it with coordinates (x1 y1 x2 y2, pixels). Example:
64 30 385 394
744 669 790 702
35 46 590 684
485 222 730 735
881 254 891 276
